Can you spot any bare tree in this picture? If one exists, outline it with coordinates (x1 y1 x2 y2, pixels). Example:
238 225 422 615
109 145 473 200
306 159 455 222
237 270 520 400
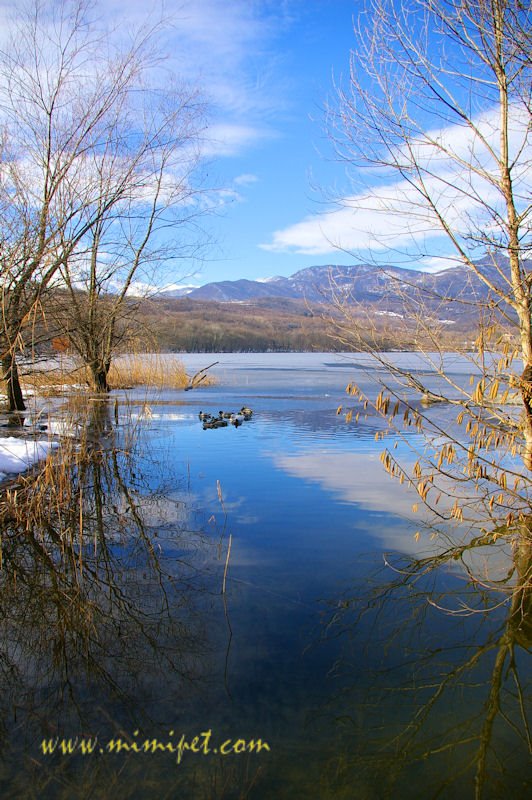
0 0 164 411
327 1 532 537
53 82 207 393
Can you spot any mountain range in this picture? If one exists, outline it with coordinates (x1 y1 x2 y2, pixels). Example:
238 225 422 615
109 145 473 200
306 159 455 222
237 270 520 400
136 257 523 352
154 259 508 322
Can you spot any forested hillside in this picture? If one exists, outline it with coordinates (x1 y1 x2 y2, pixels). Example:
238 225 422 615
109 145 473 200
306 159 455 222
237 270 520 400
133 295 477 352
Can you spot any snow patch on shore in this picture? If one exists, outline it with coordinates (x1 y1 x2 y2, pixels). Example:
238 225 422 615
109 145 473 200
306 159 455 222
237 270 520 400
0 436 58 479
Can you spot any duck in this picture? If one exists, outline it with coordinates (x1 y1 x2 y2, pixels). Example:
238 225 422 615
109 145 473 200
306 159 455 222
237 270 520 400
200 408 253 428
203 416 228 429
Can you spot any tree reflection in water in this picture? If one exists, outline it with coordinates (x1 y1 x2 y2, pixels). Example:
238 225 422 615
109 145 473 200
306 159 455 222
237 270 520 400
0 401 252 799
322 527 531 799
1 398 530 798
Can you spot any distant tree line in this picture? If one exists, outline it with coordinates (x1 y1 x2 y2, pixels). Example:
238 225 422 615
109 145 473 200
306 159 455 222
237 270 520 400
133 297 470 353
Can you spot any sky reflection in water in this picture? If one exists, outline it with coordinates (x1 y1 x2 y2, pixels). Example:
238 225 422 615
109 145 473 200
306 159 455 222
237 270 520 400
0 353 530 799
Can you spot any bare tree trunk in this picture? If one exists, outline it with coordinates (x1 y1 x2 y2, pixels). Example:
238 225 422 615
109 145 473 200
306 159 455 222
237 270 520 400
511 521 532 649
523 429 532 473
90 362 111 394
521 365 532 471
1 354 26 412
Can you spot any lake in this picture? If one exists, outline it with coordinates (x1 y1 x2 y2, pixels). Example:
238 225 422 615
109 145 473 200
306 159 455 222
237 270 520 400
0 353 530 799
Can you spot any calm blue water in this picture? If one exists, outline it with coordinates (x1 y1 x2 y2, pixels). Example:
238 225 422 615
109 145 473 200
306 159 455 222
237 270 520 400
0 353 529 799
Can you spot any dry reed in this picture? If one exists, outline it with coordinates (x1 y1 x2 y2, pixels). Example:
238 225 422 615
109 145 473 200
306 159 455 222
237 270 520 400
0 400 138 573
108 354 190 389
0 424 89 559
21 354 208 395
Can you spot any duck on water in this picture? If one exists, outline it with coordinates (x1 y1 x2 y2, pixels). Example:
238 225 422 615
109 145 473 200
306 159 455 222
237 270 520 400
199 407 253 429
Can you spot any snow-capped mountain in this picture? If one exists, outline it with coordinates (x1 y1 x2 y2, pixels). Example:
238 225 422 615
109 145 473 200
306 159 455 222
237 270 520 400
155 259 509 321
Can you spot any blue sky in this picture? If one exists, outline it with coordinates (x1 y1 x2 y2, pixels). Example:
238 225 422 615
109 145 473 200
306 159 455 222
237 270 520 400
155 0 528 289
0 0 358 288
156 0 362 285
2 0 527 290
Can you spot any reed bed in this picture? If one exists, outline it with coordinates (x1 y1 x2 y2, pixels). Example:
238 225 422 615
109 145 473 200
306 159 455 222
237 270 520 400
0 398 143 571
21 354 208 395
1 421 94 564
21 365 88 396
108 354 190 389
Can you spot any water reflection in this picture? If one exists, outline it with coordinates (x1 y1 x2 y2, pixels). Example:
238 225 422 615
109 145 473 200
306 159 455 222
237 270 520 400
0 402 238 798
1 368 531 798
321 527 532 799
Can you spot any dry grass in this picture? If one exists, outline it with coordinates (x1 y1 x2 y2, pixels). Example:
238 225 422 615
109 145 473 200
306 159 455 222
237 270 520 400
0 423 87 557
21 354 210 395
108 354 190 389
22 365 88 396
0 402 132 580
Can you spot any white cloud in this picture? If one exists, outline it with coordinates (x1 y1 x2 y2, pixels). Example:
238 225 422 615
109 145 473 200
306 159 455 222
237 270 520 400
260 180 449 256
202 123 276 158
261 103 531 260
0 0 290 160
234 173 259 186
162 0 294 158
421 255 464 274
157 0 292 117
